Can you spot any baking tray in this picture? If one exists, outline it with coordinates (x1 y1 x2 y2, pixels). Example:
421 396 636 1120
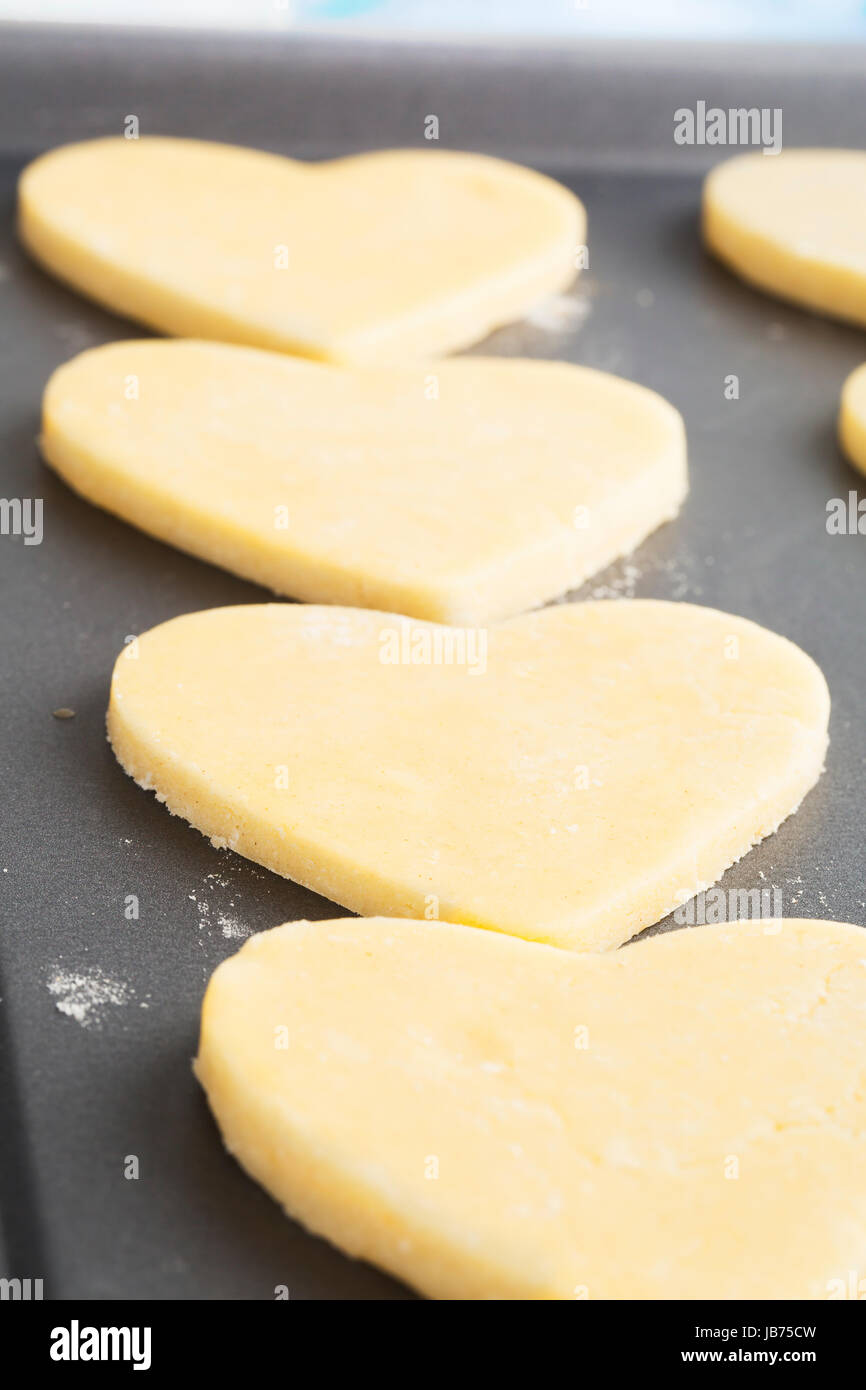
1 24 865 1301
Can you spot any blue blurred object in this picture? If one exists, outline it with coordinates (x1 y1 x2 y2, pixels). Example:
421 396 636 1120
305 0 866 41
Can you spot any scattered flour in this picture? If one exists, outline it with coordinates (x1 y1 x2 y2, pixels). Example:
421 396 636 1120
47 967 132 1028
218 914 250 940
189 871 251 940
569 550 706 605
524 291 591 335
587 562 643 602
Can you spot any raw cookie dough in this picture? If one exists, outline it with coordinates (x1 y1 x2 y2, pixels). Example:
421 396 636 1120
108 601 829 952
703 149 866 325
196 915 866 1301
19 138 584 363
838 362 866 477
42 340 687 625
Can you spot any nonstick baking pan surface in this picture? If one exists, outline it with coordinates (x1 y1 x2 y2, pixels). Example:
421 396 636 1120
1 26 864 1299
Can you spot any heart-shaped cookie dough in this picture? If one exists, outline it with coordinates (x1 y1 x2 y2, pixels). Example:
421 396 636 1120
196 915 866 1300
42 340 687 624
704 149 866 326
19 138 584 363
108 601 828 952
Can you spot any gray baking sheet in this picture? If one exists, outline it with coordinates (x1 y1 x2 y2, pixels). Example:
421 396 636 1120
0 25 864 1299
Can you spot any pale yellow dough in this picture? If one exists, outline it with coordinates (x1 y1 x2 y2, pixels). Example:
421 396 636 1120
196 915 866 1301
704 149 866 325
19 138 584 363
108 601 828 952
42 340 687 624
838 362 866 477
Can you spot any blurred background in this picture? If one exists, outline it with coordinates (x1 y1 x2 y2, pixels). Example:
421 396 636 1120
1 0 865 42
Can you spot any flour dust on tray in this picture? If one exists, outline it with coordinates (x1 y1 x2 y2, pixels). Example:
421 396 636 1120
47 965 133 1028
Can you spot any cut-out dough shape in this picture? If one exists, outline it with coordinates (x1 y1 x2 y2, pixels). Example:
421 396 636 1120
42 340 687 624
838 362 866 478
108 601 829 952
703 149 866 325
19 138 584 363
196 915 866 1300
